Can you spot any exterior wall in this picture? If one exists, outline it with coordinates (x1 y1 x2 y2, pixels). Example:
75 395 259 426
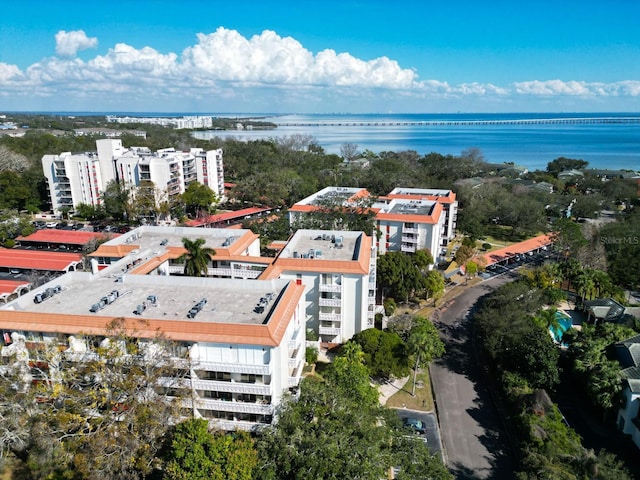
376 217 444 259
42 152 104 212
278 269 372 344
617 387 640 449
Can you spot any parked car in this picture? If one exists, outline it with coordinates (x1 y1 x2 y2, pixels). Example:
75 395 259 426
403 418 427 435
46 221 58 228
71 223 84 230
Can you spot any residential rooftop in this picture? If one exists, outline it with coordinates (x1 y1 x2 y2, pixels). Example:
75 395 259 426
1 271 302 346
278 229 362 261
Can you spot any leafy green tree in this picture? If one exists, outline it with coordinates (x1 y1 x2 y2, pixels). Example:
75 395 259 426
0 318 187 480
424 270 445 305
164 418 256 480
181 181 218 217
406 317 445 396
323 342 379 406
102 179 133 221
351 329 410 379
179 238 215 277
546 157 588 176
377 252 428 303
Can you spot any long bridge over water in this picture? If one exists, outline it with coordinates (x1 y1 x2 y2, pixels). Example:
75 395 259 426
274 117 640 127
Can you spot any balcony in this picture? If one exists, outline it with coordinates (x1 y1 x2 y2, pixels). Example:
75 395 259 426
195 398 274 415
287 326 303 350
318 297 341 307
206 267 262 279
191 379 272 396
319 326 341 337
288 377 301 388
368 297 376 305
209 419 262 432
288 346 304 368
319 283 342 293
401 235 418 244
194 360 271 376
319 312 341 322
401 244 416 253
402 227 418 234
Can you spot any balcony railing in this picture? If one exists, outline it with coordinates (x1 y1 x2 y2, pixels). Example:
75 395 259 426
191 379 272 396
318 283 342 293
401 235 418 243
319 326 341 336
208 419 262 432
193 360 271 376
194 398 274 415
319 312 341 322
318 298 341 307
289 376 301 388
402 227 418 234
401 244 416 253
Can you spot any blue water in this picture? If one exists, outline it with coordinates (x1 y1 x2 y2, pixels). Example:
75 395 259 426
193 112 640 171
550 312 573 344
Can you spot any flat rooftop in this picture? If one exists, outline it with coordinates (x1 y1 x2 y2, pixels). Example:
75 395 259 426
102 226 250 252
279 230 362 261
7 272 289 326
383 199 437 216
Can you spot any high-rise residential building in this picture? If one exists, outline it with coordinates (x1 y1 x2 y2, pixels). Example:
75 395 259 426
42 139 224 214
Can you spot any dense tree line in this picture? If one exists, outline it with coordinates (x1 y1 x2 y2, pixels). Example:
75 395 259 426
474 280 635 479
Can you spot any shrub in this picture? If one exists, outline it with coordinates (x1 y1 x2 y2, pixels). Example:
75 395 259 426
305 346 319 365
482 242 492 251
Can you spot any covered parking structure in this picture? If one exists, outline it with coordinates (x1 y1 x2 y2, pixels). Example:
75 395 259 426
15 230 119 253
0 279 30 303
0 249 84 275
479 234 553 268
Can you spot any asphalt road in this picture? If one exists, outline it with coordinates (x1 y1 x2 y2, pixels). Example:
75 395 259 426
430 272 519 480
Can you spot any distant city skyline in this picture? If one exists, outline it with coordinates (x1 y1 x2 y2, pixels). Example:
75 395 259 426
1 0 639 113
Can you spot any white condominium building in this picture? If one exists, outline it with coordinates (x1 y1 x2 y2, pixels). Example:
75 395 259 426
288 186 456 261
42 139 224 214
262 229 377 344
383 188 458 245
0 262 305 432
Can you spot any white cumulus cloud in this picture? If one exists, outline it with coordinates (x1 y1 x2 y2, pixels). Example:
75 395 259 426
512 79 640 97
55 30 98 57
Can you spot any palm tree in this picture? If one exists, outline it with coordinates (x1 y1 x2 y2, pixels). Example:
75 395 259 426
406 317 445 396
179 238 215 277
534 307 562 332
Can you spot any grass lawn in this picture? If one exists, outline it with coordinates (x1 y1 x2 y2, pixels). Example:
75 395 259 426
385 369 435 412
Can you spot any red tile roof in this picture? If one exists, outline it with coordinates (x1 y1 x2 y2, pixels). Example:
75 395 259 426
184 207 273 227
0 279 30 295
0 249 83 271
16 229 119 245
478 234 553 266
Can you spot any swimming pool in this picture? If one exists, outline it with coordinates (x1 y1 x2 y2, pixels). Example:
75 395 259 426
549 312 573 344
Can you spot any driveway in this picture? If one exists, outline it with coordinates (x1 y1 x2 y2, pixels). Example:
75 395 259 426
395 408 443 459
430 273 518 479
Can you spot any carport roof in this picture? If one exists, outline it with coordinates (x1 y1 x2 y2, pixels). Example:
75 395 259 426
16 230 119 246
0 249 82 271
0 279 29 295
479 234 553 266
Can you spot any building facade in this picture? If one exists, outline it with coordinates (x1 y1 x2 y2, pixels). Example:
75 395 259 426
262 229 377 344
0 268 305 432
42 139 224 214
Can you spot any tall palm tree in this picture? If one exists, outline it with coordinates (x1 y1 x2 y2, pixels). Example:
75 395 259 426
406 317 445 396
179 238 215 277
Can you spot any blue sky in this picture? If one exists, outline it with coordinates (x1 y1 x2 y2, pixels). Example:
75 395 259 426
1 0 639 113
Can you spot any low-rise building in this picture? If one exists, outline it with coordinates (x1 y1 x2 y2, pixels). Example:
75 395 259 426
0 266 305 432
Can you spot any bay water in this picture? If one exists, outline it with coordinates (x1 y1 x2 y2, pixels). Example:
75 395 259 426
193 113 640 171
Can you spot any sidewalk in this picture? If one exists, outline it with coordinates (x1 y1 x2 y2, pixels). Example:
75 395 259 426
378 376 409 405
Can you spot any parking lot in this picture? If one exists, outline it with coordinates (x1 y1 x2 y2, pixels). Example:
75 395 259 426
480 250 551 280
395 408 443 459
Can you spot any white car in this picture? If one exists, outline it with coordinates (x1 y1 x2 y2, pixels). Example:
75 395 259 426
46 221 58 228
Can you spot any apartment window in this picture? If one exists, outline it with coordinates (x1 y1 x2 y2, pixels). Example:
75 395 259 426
203 391 232 401
240 374 257 384
203 371 231 382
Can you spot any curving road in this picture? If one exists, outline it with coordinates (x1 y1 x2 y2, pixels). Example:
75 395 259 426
430 273 518 479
